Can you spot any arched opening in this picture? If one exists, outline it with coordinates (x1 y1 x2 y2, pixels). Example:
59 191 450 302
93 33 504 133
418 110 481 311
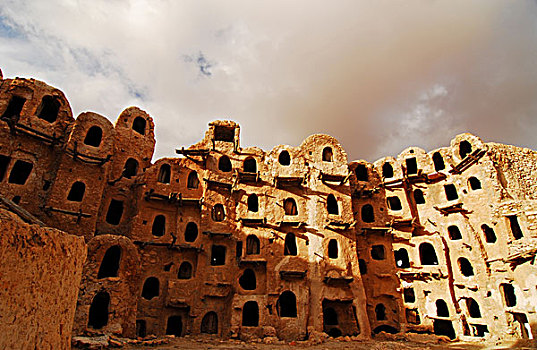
375 304 387 320
278 150 290 166
210 245 226 266
166 316 182 337
178 262 193 279
444 184 458 201
247 194 259 212
201 312 218 334
436 300 449 317
187 170 199 189
358 259 367 275
243 157 257 173
67 181 86 202
157 164 171 184
152 215 166 236
83 126 103 147
466 298 481 318
459 141 472 159
394 248 410 268
371 245 385 260
413 189 425 204
382 162 393 178
481 224 497 243
211 204 225 221
8 160 33 185
361 204 374 223
246 235 260 255
141 277 159 300
406 157 418 175
277 291 297 317
432 152 445 171
500 283 517 307
323 307 338 325
242 301 259 326
132 117 146 135
105 199 123 225
88 291 110 329
327 194 338 215
508 215 524 240
458 258 474 277
387 196 402 211
184 222 198 242
355 164 368 181
448 225 462 240
123 158 138 178
239 269 256 290
468 177 481 190
284 233 297 256
322 147 333 162
283 198 298 216
36 95 60 123
403 288 415 303
328 239 338 259
136 320 147 338
1 95 25 121
419 243 439 265
97 245 121 278
218 155 232 172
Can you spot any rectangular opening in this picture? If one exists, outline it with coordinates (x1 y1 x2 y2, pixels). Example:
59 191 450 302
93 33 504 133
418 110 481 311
403 288 415 303
211 245 226 266
405 157 418 175
0 155 11 182
214 125 234 142
8 160 33 185
513 313 531 339
1 95 26 120
405 308 420 325
500 283 517 307
444 184 458 201
105 199 124 225
507 215 523 240
236 241 243 259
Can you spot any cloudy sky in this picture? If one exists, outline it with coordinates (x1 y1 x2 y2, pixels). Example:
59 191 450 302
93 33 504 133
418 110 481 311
1 0 536 162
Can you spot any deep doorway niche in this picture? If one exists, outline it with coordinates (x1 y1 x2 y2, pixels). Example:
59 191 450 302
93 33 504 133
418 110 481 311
246 235 260 255
327 194 339 215
132 117 146 135
284 233 297 256
481 224 497 243
218 155 232 172
8 160 33 185
448 225 462 240
355 164 368 181
500 283 517 307
419 243 439 265
247 194 259 212
458 257 474 277
243 157 257 173
371 245 385 260
322 147 333 162
242 301 259 326
403 288 415 303
283 198 298 215
468 177 481 190
436 299 449 317
432 152 445 171
375 304 387 320
211 245 226 266
141 277 160 300
212 204 225 221
387 196 402 211
187 170 199 189
88 291 110 329
201 312 218 334
67 181 86 202
278 150 290 165
466 298 481 318
123 158 138 178
394 248 410 268
105 199 124 225
434 319 456 339
184 222 198 242
151 215 166 236
178 262 193 279
328 239 338 259
323 307 338 325
84 126 103 147
97 245 121 278
406 157 417 175
239 269 256 290
157 164 171 184
382 162 393 178
1 95 25 120
413 189 425 204
37 95 60 123
277 291 297 317
508 215 524 239
361 204 375 223
444 184 458 201
166 316 183 337
459 140 472 159
136 320 147 338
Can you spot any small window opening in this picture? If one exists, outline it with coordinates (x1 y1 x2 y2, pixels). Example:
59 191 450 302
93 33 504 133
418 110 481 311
406 157 418 175
444 184 458 201
247 194 259 212
500 283 517 307
471 324 488 337
322 147 333 162
278 150 291 166
436 300 449 317
406 308 421 325
458 258 474 277
97 245 121 278
327 194 339 215
355 164 368 181
88 291 110 329
178 262 193 279
201 312 218 334
211 245 226 266
284 233 297 256
166 316 183 337
481 224 497 243
283 198 298 216
375 304 387 320
136 320 147 338
152 215 166 236
432 152 445 171
105 199 124 225
12 196 20 204
277 291 297 317
36 95 60 123
361 204 374 223
1 95 25 121
382 162 393 178
394 248 410 268
184 222 198 242
83 126 103 147
123 158 138 178
358 259 367 274
448 225 462 240
157 164 171 184
239 268 256 290
236 241 243 259
419 243 439 265
403 288 415 303
8 160 33 185
246 235 260 255
508 215 524 240
242 301 259 326
214 125 234 142
211 204 225 221
141 277 160 300
413 189 425 204
0 155 10 182
67 181 86 202
459 141 472 159
466 298 481 318
243 157 257 173
323 307 338 325
187 170 199 189
328 239 338 259
371 245 385 260
132 117 146 135
387 196 402 211
218 155 232 172
468 177 481 190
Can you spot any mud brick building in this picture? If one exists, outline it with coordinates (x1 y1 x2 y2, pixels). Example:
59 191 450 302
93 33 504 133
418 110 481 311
0 70 535 344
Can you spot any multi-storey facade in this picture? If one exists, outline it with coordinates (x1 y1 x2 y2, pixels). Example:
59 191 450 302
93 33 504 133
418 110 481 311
0 71 535 342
